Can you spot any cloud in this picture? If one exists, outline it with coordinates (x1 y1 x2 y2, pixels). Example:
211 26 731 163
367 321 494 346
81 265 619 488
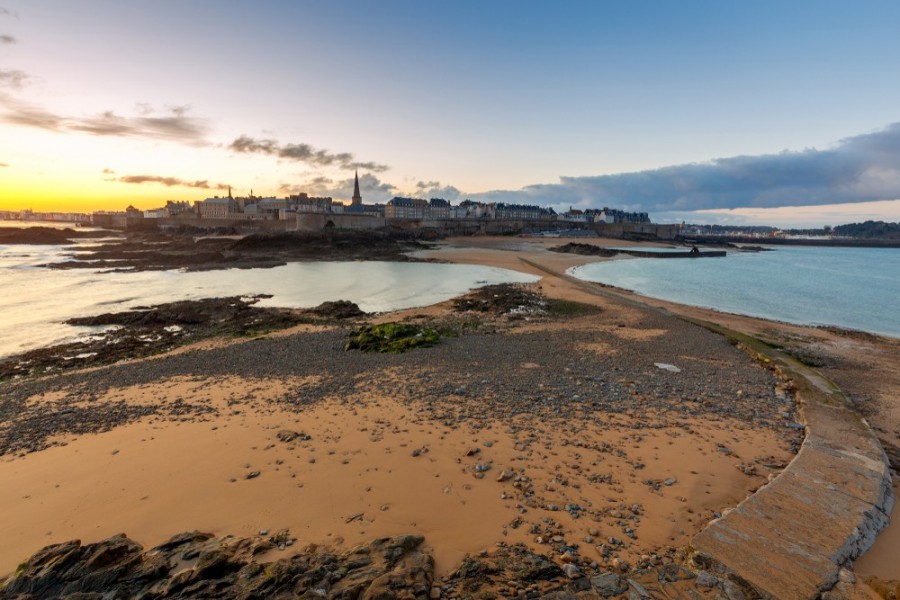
229 135 389 172
0 69 28 88
0 98 210 144
102 168 115 174
0 161 8 167
415 180 465 202
279 173 398 202
0 34 14 44
472 122 900 215
0 7 17 17
117 174 228 190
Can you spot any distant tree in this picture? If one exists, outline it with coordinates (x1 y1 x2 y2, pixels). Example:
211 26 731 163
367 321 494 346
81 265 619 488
832 220 900 239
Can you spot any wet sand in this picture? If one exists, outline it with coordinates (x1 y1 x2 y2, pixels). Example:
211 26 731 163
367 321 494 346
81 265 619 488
0 234 894 589
422 235 900 582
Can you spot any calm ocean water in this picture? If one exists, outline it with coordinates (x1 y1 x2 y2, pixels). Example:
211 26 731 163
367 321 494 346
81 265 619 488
0 232 538 359
570 245 900 338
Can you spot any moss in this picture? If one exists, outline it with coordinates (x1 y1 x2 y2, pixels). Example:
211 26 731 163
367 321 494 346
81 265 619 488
545 299 602 317
345 322 441 353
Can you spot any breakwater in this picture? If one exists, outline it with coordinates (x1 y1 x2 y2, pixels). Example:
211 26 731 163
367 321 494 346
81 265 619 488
618 249 726 258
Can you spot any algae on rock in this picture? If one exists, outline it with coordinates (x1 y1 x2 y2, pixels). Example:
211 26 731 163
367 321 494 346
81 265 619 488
345 322 441 353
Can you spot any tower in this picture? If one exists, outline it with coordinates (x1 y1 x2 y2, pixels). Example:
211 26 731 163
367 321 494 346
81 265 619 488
351 170 362 207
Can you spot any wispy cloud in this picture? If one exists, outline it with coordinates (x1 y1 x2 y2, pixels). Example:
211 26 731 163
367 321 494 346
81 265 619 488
117 174 228 190
229 135 389 173
0 69 28 88
0 161 8 167
0 97 210 144
0 7 17 18
0 33 14 44
473 123 900 214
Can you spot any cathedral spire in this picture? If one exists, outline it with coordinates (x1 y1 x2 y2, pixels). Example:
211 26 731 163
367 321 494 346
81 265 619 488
351 170 362 206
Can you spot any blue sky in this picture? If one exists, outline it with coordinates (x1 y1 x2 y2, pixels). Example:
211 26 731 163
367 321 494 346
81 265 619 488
1 0 899 226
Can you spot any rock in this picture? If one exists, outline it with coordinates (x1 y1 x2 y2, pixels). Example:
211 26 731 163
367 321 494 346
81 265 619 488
591 571 628 597
627 578 651 598
722 579 748 600
245 470 261 480
562 563 581 579
276 430 311 443
695 570 719 587
496 470 515 482
0 531 435 599
308 300 365 319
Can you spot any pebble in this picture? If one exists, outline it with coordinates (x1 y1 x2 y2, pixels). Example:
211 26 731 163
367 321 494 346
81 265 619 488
246 471 261 480
562 563 582 579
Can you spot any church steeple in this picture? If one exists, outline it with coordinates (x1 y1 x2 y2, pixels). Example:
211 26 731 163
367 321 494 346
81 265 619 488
351 170 362 206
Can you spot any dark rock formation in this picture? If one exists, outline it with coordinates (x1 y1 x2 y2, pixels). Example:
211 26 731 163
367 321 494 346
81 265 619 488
45 230 435 272
0 227 104 245
0 532 434 599
549 243 619 257
1 297 367 382
309 300 366 319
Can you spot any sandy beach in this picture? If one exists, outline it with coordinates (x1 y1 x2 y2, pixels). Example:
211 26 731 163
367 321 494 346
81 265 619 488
1 235 896 597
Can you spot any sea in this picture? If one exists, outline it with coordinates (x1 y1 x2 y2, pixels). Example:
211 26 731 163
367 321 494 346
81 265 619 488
3 222 898 360
570 245 900 338
0 223 538 359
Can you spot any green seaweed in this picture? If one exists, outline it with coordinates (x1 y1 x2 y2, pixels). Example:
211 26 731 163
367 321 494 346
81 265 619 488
345 322 441 353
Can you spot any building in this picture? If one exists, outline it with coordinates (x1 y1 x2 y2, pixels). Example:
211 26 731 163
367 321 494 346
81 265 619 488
385 197 429 219
351 170 362 208
197 197 238 219
493 203 555 220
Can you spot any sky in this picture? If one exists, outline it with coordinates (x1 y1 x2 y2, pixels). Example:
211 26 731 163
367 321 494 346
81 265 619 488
1 1 900 227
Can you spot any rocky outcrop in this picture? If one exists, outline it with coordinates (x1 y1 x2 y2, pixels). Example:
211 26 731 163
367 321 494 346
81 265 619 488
0 532 434 599
2 532 715 599
1 297 367 381
549 243 619 257
0 227 103 245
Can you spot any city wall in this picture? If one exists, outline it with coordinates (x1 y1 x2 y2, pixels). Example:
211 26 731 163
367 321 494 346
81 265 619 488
93 213 680 241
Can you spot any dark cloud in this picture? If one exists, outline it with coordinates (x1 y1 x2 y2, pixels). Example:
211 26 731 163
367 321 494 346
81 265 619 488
118 175 228 190
0 7 16 17
229 135 389 173
0 69 28 88
473 123 900 214
0 34 14 44
0 98 209 144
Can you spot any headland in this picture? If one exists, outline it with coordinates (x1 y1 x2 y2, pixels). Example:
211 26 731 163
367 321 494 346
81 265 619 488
0 235 897 599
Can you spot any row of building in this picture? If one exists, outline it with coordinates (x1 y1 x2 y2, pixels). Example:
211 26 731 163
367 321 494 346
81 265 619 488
130 194 649 224
5 173 650 228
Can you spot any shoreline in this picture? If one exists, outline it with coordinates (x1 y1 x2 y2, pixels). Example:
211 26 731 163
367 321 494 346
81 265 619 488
421 236 900 583
0 238 890 596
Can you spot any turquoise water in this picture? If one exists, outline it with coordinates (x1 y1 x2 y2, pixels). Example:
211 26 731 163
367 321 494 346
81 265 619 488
570 246 900 338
